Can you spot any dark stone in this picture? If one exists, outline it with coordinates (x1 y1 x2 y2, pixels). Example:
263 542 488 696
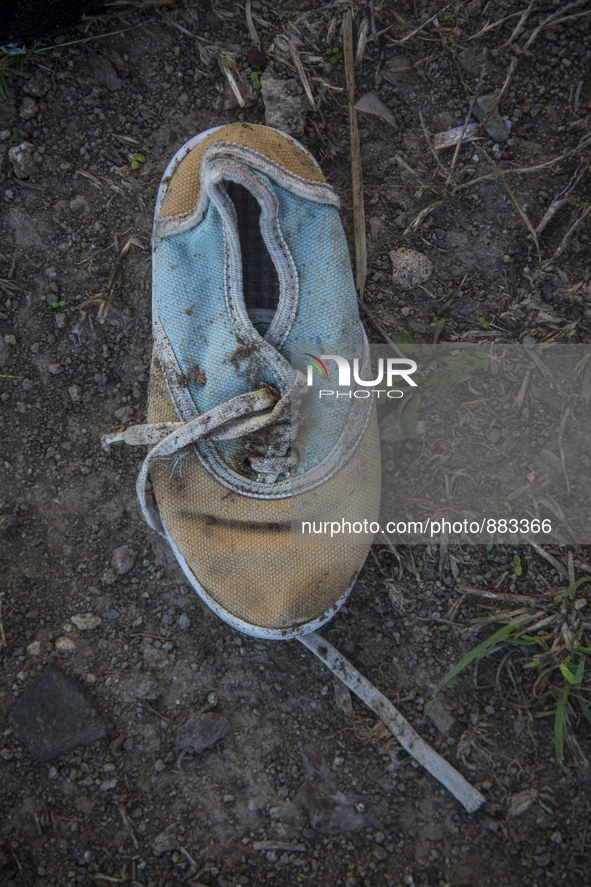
175 717 229 752
7 664 110 761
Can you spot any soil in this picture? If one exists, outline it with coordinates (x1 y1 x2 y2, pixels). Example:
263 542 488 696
1 2 591 886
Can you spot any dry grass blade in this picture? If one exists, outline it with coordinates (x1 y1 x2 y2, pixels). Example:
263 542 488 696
393 152 439 195
343 10 366 299
502 0 536 48
444 61 486 191
535 154 591 236
355 16 370 66
542 203 591 270
394 3 452 45
403 199 444 235
468 9 524 41
288 41 316 110
218 56 246 108
485 150 541 260
523 0 590 51
245 0 259 45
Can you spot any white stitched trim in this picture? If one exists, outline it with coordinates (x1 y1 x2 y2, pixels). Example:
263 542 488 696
165 526 360 638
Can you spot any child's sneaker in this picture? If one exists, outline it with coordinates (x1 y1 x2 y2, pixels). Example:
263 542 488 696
105 123 380 638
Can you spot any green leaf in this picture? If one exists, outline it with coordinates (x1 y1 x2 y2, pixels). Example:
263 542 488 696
131 160 139 169
479 316 489 329
486 540 494 552
11 126 18 141
554 689 569 765
429 615 537 706
3 726 13 737
132 152 146 163
401 392 421 435
555 576 590 603
390 331 417 345
504 501 513 513
439 624 450 632
53 217 67 230
249 71 262 90
432 318 445 345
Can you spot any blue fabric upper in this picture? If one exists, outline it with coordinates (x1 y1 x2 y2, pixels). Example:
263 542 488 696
154 178 363 471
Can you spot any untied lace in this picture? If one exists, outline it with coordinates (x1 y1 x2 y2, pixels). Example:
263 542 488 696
102 372 306 538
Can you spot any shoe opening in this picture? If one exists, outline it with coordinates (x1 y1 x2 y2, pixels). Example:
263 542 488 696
226 181 279 333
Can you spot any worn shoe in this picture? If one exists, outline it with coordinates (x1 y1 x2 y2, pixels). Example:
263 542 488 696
105 123 380 638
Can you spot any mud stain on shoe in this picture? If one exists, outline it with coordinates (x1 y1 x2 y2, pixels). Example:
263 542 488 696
176 365 206 387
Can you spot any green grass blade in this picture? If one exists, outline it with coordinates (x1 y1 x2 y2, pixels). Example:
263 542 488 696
429 616 536 707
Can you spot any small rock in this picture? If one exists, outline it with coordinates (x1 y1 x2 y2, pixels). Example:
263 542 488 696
426 697 456 734
69 195 90 214
111 544 136 575
175 717 229 753
153 824 180 854
4 334 16 345
26 641 42 657
71 613 102 631
24 72 52 98
100 778 118 791
261 75 308 138
207 692 218 707
0 747 15 760
56 636 77 653
68 384 82 403
177 613 190 630
473 94 509 143
19 97 39 121
7 664 109 761
390 248 433 290
142 642 170 670
48 363 63 375
119 675 162 702
8 142 36 179
369 217 384 241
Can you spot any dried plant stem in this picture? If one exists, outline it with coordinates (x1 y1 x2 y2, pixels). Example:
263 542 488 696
444 60 486 191
394 3 452 45
245 0 259 45
343 10 367 299
288 42 316 110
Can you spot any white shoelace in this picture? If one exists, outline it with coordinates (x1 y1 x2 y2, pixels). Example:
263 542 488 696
103 375 306 536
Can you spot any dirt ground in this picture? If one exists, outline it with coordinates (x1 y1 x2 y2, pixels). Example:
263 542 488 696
1 1 591 885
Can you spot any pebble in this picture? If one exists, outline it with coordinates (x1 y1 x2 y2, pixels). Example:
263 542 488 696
26 641 42 656
70 195 90 214
8 142 37 179
261 75 308 138
473 94 509 143
100 778 118 791
24 72 52 98
7 664 109 761
111 544 136 575
178 613 190 629
175 717 229 753
56 636 77 653
71 613 102 631
4 334 16 345
390 248 434 290
48 363 63 375
68 384 82 403
19 97 39 121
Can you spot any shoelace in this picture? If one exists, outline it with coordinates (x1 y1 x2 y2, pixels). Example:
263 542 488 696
103 374 306 537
